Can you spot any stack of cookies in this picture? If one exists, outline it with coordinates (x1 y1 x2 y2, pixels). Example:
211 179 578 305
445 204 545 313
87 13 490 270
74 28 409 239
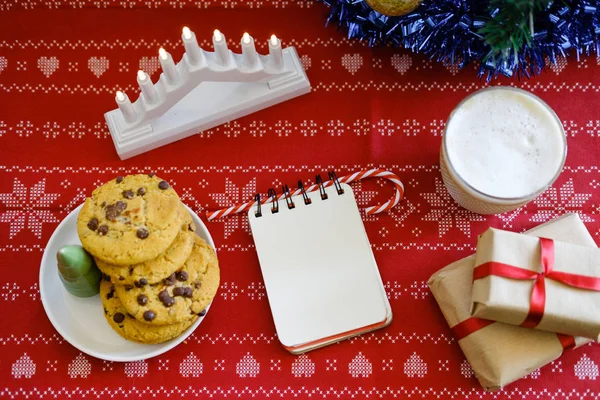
76 174 220 344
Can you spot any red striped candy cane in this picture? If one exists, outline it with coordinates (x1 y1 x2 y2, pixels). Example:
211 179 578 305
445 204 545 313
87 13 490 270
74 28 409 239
206 168 404 221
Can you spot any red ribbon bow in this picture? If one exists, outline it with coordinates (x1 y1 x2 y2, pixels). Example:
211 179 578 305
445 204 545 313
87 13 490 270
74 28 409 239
473 237 600 329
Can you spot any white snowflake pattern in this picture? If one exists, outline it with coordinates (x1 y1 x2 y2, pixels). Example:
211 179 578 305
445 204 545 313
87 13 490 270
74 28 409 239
209 178 256 238
351 180 379 222
421 178 484 237
495 207 524 228
389 198 416 227
530 179 594 223
0 178 60 239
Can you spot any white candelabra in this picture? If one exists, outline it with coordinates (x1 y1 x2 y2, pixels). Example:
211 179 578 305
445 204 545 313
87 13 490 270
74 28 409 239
105 28 311 160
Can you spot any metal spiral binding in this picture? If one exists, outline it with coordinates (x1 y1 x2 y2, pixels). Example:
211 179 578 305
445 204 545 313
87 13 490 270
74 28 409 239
315 175 328 200
254 193 262 218
254 171 345 218
282 184 295 209
329 171 344 195
298 180 312 205
268 188 279 214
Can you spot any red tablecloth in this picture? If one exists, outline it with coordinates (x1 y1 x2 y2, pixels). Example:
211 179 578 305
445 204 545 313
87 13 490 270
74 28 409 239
1 2 599 398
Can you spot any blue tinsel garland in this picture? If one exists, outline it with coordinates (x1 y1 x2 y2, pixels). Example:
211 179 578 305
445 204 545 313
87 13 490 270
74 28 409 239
321 0 600 80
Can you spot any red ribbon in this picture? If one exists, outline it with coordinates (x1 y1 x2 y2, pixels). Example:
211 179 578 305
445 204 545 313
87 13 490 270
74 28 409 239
473 237 600 328
451 317 576 350
452 317 494 341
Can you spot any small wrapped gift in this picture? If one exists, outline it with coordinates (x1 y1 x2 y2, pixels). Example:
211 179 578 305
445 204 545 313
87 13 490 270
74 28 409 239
472 227 600 340
428 214 593 390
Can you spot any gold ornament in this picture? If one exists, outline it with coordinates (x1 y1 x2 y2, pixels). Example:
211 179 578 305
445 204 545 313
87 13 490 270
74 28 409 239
365 0 423 16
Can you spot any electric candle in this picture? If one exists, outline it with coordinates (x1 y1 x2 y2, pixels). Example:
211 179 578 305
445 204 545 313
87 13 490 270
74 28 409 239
158 47 179 84
241 32 258 67
137 70 159 104
181 26 203 65
105 28 311 160
268 34 283 69
115 91 136 122
212 29 230 66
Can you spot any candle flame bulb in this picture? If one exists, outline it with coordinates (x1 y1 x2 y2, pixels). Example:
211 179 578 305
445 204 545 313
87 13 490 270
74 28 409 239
158 47 179 84
214 29 223 42
212 29 229 66
137 69 158 104
181 27 203 66
242 32 251 44
114 91 136 122
241 32 257 67
268 34 283 69
182 26 192 40
159 47 168 60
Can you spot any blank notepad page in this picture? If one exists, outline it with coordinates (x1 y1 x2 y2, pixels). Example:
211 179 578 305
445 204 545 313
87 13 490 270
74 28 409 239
248 183 389 348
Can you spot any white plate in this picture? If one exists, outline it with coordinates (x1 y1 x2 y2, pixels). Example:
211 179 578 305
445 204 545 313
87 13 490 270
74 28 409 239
39 204 215 362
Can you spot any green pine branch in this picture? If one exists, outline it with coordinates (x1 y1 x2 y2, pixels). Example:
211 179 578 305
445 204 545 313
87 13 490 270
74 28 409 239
480 0 552 62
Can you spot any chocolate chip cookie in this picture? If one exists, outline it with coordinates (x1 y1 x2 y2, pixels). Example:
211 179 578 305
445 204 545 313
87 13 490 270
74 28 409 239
95 208 196 285
114 235 220 325
77 174 184 265
100 280 198 344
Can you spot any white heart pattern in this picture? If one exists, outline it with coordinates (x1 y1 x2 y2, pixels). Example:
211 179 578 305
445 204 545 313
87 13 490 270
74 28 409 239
291 354 315 378
124 360 148 378
68 353 91 378
341 54 363 75
575 354 599 380
546 55 568 74
460 360 474 378
37 56 59 77
445 63 461 76
526 368 541 379
404 352 427 378
12 353 36 379
348 352 372 378
139 56 160 76
180 353 203 377
88 57 109 78
236 353 260 378
0 56 7 74
391 54 412 75
300 54 312 71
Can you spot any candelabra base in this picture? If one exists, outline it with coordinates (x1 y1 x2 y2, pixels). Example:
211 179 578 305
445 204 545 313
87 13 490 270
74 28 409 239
105 47 310 160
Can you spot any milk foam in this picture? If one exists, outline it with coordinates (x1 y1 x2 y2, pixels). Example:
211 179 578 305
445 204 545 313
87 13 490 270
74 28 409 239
445 88 565 199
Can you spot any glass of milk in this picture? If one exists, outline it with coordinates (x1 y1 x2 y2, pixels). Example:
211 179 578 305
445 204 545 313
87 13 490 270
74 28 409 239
440 87 566 215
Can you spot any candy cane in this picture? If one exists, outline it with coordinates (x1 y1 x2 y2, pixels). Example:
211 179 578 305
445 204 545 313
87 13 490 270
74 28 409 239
206 168 404 221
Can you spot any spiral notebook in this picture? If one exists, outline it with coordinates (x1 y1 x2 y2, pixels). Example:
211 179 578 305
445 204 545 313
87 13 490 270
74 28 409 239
248 179 392 353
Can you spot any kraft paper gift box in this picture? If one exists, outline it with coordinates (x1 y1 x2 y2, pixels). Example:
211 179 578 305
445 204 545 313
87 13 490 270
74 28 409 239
427 214 593 391
471 228 600 340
